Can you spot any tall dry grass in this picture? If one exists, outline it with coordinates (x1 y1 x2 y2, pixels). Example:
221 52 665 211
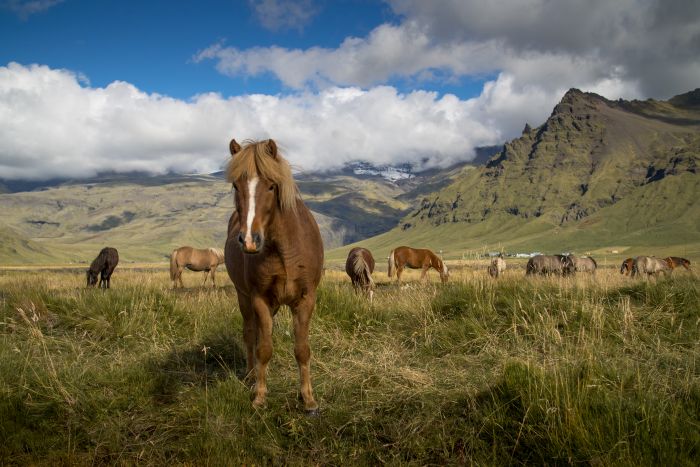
1 264 698 464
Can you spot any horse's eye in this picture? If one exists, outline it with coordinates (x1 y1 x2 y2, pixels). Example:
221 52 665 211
269 184 275 191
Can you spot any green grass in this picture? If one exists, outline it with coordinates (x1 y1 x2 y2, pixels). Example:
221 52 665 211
1 267 698 464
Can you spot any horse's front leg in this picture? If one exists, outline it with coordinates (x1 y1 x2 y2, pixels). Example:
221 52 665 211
210 267 216 287
252 295 273 407
202 270 210 287
236 292 257 380
421 265 429 281
293 294 319 414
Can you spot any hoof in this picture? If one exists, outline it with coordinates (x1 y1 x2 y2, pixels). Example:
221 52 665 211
305 407 320 417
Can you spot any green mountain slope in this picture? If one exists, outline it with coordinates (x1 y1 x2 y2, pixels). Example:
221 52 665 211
0 170 435 264
327 89 700 263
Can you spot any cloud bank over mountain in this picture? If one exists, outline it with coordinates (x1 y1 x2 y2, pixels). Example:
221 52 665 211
0 63 505 180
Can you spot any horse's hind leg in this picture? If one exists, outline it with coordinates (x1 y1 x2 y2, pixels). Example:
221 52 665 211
293 294 319 414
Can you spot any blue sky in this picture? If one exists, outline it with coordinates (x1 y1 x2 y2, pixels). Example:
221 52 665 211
1 0 698 180
3 0 470 98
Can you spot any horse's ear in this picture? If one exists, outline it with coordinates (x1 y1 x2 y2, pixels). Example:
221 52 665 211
229 139 242 156
266 139 278 159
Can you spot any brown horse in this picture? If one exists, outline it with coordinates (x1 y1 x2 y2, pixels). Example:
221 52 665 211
620 258 634 275
664 256 691 271
87 247 119 288
388 246 448 283
345 247 375 301
170 246 225 288
224 138 323 414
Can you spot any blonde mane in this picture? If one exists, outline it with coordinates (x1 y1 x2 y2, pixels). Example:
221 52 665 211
226 139 300 213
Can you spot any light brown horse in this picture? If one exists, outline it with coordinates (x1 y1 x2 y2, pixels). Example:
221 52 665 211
388 246 448 283
664 256 691 271
224 138 323 414
345 247 375 301
632 256 670 278
570 255 597 274
488 255 506 278
170 246 225 288
620 258 634 276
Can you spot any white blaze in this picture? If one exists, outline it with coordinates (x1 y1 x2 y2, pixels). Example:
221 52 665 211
245 177 259 246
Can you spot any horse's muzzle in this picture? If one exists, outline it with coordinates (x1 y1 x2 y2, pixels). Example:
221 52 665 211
238 231 263 254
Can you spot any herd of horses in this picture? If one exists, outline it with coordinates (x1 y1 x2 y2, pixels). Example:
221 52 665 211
81 138 693 415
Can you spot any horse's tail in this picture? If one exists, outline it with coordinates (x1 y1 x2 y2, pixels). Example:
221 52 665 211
387 250 395 278
210 247 225 264
169 249 179 281
353 254 374 288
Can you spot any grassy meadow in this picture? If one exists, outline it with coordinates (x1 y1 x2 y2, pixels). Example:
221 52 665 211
1 263 699 465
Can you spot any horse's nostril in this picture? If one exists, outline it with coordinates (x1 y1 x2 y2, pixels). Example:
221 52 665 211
237 232 245 245
252 232 262 246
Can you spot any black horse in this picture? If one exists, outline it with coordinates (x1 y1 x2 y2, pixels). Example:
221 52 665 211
87 247 119 288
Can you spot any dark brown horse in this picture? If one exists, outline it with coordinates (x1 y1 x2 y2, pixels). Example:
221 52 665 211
664 256 691 271
224 138 323 414
388 246 448 283
526 255 575 276
87 247 119 288
620 258 634 275
345 247 375 301
170 246 225 288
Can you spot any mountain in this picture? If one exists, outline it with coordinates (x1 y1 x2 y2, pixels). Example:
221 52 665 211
0 162 474 264
326 88 700 262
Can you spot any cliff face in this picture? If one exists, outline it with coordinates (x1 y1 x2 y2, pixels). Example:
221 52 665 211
405 88 700 230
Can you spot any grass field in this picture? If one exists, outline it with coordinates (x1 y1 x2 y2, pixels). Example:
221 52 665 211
1 264 698 464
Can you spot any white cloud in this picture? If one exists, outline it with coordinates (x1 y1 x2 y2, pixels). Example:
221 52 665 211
198 0 698 100
0 62 514 180
248 0 319 32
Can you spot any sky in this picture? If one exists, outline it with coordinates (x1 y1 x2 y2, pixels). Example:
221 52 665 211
1 0 699 180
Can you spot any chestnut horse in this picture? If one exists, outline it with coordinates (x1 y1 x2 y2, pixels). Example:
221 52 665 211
345 247 375 301
664 256 691 271
388 246 448 283
620 258 634 276
170 246 225 288
87 247 119 288
224 138 323 414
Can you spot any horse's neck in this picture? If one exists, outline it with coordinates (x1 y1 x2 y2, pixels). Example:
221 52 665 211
268 209 306 260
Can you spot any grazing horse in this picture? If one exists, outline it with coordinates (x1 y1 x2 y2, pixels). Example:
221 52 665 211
526 255 575 276
620 258 634 275
488 255 506 278
170 246 225 288
632 256 670 278
345 247 375 301
664 256 691 271
388 246 448 283
87 247 119 288
570 255 597 274
224 138 323 414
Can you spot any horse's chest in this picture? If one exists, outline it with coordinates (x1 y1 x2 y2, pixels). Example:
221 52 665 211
245 262 306 305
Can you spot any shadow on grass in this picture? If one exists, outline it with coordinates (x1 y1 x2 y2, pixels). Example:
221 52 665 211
169 284 237 295
149 329 247 404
